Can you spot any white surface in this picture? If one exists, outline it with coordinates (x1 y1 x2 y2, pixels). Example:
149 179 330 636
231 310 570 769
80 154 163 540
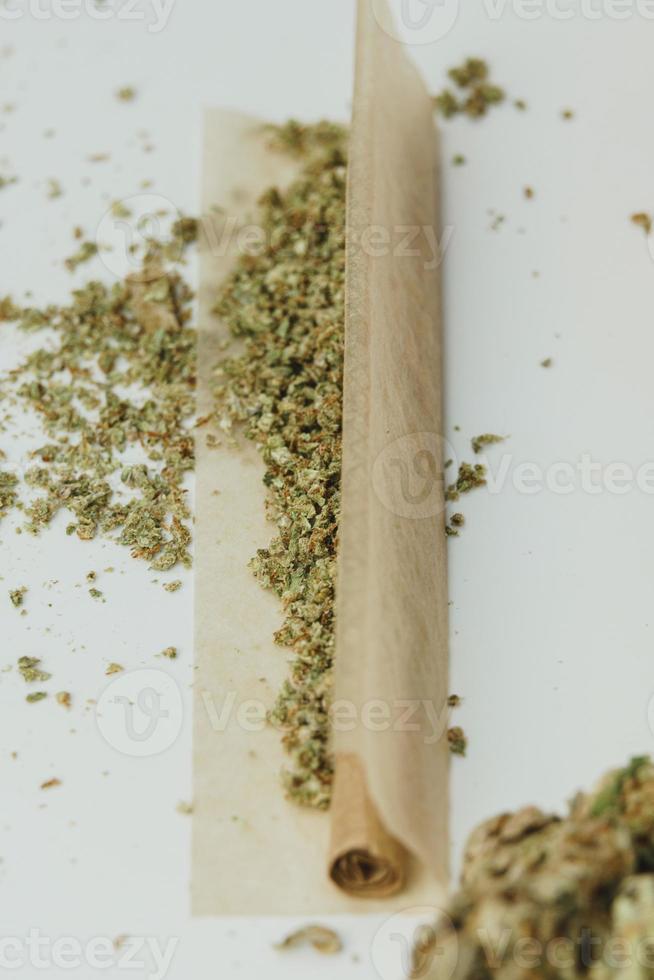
2 1 654 977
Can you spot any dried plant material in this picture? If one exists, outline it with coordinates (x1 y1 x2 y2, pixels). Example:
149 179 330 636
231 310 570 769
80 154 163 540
163 580 182 593
9 586 27 608
26 692 47 703
452 154 466 166
434 58 506 120
176 800 193 815
88 152 110 163
0 470 18 519
541 356 553 368
447 726 467 756
514 98 527 111
524 185 535 199
161 646 177 659
18 656 50 683
471 433 505 455
275 925 342 955
414 757 654 980
561 107 575 119
46 178 63 200
56 691 71 709
89 588 104 601
446 462 487 501
213 122 346 810
631 212 652 235
0 220 197 570
447 694 462 708
105 662 124 675
0 295 21 321
116 86 136 102
40 777 61 789
64 239 99 272
0 174 18 190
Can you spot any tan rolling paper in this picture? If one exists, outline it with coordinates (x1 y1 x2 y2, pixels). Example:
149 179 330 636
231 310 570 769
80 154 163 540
328 0 449 896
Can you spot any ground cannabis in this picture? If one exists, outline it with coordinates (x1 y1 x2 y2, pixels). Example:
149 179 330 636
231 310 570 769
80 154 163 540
471 433 505 455
18 656 50 683
434 58 506 120
213 120 346 810
275 925 342 955
26 692 47 703
0 219 197 570
105 663 124 675
9 586 27 607
161 646 177 659
446 462 487 501
56 691 71 709
415 757 654 980
447 726 467 756
631 212 652 235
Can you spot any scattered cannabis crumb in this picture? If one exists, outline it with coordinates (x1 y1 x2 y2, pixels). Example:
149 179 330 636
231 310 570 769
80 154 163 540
452 154 466 166
161 646 177 659
9 586 27 608
631 212 652 235
561 108 575 120
471 433 505 455
27 691 47 703
46 178 63 200
176 800 193 815
541 357 553 368
447 726 467 756
64 239 99 272
213 121 346 810
0 219 197 570
514 98 527 111
0 174 18 191
40 777 61 789
116 86 136 102
105 663 124 675
56 691 71 709
163 580 182 593
18 656 51 683
414 757 654 980
523 186 535 200
434 58 505 120
89 588 104 601
275 925 342 955
446 463 487 501
447 694 462 707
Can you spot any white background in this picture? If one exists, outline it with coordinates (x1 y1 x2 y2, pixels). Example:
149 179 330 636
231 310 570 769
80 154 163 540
2 0 654 977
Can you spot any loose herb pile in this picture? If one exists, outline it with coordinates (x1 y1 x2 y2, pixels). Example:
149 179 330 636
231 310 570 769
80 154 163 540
414 757 654 980
212 121 347 810
433 57 506 120
0 219 198 570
